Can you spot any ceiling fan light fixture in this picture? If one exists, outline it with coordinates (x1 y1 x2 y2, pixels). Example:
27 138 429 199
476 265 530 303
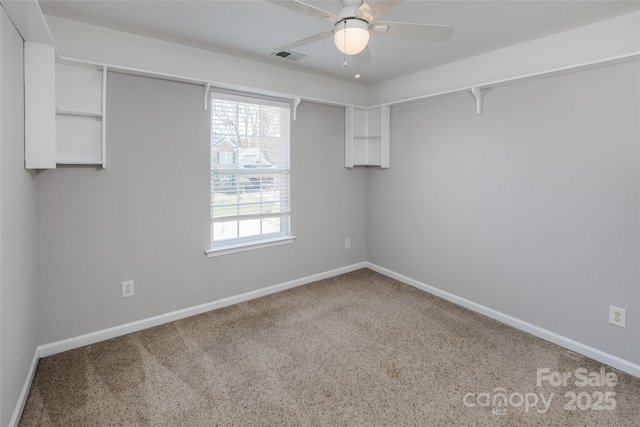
334 19 370 56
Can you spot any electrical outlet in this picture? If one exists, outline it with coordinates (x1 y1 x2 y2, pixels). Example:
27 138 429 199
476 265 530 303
345 238 351 250
609 305 626 328
122 280 135 298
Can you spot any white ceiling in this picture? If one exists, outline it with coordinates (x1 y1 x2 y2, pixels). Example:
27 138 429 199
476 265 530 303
38 0 640 86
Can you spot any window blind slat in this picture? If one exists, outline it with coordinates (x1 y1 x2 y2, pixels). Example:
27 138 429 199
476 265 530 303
211 212 290 223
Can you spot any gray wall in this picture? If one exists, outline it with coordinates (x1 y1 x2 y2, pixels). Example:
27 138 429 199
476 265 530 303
36 72 367 344
0 8 37 427
367 61 640 364
28 45 640 395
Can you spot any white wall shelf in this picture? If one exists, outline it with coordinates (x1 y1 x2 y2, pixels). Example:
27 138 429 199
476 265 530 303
24 53 108 169
24 42 56 169
345 105 390 168
377 52 639 113
55 60 107 167
56 50 638 113
55 108 103 117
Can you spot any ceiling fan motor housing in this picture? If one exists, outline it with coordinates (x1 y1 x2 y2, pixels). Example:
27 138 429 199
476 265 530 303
334 1 372 56
334 18 370 55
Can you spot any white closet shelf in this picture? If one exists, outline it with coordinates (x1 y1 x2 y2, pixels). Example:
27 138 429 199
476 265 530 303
56 158 104 165
56 108 104 118
55 60 108 168
345 106 390 168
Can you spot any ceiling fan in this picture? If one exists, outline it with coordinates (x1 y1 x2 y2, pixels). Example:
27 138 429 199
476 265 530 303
267 0 454 75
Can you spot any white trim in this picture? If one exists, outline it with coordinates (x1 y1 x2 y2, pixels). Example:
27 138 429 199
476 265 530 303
101 64 106 168
365 262 640 379
206 235 296 258
8 348 39 427
1 0 55 46
38 261 367 357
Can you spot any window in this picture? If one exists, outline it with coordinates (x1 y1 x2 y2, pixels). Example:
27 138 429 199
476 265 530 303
208 91 293 255
217 151 235 164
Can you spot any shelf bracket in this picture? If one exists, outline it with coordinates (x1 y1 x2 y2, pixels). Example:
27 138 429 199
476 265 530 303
203 83 210 110
293 97 301 121
471 87 483 115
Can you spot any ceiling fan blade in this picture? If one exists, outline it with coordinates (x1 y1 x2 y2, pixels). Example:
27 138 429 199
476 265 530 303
266 0 339 24
371 21 454 42
350 46 372 66
356 1 401 22
273 31 334 52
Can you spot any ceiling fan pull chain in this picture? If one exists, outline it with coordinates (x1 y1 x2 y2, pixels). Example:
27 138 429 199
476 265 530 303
342 21 348 67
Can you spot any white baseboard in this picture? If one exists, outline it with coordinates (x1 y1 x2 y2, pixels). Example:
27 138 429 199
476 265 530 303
38 262 368 358
8 348 40 427
365 262 640 379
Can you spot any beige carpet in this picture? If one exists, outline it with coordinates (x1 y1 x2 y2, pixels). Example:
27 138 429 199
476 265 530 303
20 269 640 426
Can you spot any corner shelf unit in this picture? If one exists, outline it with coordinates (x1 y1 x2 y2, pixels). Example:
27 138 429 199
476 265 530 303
55 60 107 167
345 105 390 168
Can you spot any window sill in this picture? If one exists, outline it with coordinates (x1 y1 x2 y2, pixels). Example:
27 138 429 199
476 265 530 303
205 235 296 258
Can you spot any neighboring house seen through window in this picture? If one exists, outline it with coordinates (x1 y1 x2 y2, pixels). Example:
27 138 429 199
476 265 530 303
208 91 292 254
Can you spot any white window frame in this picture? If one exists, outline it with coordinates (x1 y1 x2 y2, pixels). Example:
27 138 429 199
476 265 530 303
206 90 295 257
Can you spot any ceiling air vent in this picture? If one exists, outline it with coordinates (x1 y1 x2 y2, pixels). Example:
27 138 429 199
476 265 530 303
271 51 307 61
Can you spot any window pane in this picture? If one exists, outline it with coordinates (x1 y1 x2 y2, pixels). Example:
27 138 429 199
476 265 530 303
262 138 285 168
212 177 240 217
239 219 261 238
262 217 281 234
213 220 238 241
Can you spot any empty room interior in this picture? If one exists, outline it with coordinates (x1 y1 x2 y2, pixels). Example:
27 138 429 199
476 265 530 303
1 0 640 425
